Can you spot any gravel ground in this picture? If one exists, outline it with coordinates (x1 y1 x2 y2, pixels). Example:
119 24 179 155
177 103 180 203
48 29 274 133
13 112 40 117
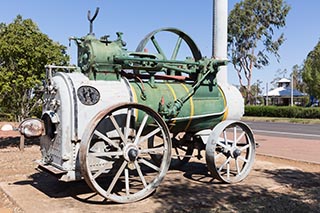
0 134 319 212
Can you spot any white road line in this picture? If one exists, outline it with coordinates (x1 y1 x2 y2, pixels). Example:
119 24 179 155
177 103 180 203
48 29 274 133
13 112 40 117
253 129 320 138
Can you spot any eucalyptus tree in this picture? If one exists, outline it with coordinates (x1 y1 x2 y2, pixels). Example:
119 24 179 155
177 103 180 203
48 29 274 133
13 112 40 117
228 0 290 104
302 40 320 100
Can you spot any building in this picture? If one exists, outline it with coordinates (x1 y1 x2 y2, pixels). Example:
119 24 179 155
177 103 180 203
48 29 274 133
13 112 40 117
264 78 307 106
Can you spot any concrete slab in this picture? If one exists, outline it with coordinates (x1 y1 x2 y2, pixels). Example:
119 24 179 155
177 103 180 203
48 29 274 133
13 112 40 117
255 134 320 164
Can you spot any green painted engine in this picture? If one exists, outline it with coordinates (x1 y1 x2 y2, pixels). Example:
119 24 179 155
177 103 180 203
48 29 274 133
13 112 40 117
70 27 242 135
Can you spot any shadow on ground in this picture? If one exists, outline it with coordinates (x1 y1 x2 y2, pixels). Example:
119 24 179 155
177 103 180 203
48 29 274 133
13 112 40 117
11 160 320 212
0 136 39 148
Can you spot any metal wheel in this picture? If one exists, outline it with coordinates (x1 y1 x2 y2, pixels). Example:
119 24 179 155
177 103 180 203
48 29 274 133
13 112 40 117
136 28 202 78
79 103 171 203
205 120 255 183
148 133 194 169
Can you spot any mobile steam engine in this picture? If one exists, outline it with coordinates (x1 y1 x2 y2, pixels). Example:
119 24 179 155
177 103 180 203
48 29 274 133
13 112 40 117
20 8 256 203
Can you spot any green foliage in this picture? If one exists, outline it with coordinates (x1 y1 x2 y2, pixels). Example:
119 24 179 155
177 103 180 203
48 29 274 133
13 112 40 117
0 15 69 121
228 0 290 104
302 40 320 99
245 105 320 119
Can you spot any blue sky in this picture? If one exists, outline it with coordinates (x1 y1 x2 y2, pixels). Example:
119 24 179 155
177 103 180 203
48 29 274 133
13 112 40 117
1 0 320 90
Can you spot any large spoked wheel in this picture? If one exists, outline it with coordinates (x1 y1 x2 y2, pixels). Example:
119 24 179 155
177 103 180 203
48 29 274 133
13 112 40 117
136 28 202 78
79 103 171 203
206 120 256 183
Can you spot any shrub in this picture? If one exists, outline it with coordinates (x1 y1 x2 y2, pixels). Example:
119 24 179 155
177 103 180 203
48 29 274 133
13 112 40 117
244 106 320 119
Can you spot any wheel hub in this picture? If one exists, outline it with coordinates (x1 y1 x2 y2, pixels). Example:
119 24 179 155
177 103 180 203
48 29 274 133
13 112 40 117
232 148 241 158
128 148 138 161
124 144 139 162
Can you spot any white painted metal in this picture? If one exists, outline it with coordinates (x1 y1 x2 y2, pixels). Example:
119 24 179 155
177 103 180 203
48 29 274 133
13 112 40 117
213 0 228 84
219 84 244 120
212 0 244 120
41 71 132 181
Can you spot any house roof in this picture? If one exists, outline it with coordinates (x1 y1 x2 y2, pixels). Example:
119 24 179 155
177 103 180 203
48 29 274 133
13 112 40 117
278 78 291 83
264 87 307 97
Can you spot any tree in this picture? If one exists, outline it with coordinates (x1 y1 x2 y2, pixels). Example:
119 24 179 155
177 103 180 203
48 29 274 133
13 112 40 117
228 0 290 104
0 15 69 121
291 64 306 93
302 40 320 100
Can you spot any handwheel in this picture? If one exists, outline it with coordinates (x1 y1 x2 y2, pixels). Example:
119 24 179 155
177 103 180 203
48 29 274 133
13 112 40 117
206 120 256 183
136 28 202 77
79 103 171 203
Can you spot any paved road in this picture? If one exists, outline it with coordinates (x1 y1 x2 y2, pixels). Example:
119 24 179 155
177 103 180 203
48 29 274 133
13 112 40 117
245 121 320 140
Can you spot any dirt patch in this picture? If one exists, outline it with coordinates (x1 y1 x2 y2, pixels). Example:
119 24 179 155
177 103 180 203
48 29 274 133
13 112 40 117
0 137 319 212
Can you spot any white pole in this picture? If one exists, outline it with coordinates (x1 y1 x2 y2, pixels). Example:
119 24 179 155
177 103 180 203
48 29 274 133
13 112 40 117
291 74 294 106
213 0 228 84
266 83 269 106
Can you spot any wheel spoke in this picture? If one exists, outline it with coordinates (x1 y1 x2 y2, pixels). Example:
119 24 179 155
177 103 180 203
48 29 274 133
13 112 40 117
218 156 231 172
171 36 182 60
138 158 160 171
236 132 246 143
239 143 250 151
140 147 165 155
134 161 147 187
109 114 126 143
226 162 230 180
233 127 237 147
124 108 132 142
94 130 119 149
89 151 123 158
216 140 228 149
151 36 167 59
138 127 161 145
134 114 149 145
92 164 112 179
235 158 240 175
106 161 127 195
223 131 228 145
125 168 130 196
238 156 249 163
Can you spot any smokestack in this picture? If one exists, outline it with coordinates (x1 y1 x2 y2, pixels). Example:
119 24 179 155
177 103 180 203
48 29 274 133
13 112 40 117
212 0 228 84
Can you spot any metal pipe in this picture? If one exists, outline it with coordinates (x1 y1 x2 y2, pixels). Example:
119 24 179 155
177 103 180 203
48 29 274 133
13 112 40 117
212 0 228 84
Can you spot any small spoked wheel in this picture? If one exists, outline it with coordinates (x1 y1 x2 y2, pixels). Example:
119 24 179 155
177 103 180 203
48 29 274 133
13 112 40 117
79 103 171 203
206 120 256 183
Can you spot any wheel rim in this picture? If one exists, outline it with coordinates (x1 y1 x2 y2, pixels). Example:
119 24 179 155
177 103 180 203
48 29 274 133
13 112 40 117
80 103 171 203
136 28 202 78
206 121 255 183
